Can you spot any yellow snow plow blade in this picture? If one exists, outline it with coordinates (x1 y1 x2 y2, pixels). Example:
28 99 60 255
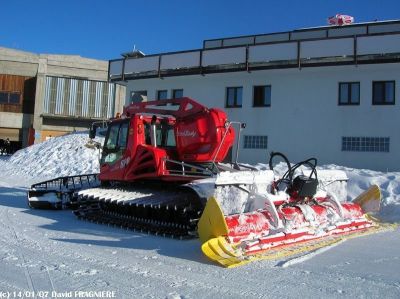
201 223 396 268
201 237 246 268
353 184 381 213
197 196 228 244
202 235 343 268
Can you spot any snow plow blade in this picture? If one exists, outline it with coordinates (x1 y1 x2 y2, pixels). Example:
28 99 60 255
353 184 381 213
201 224 394 268
198 196 228 244
198 185 385 268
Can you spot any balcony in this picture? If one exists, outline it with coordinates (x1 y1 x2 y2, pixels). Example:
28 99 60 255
109 20 400 82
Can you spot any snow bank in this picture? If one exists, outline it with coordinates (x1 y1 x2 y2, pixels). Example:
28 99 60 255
321 164 400 223
0 131 104 186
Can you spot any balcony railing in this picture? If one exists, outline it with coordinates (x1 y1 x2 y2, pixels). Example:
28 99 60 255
109 21 400 82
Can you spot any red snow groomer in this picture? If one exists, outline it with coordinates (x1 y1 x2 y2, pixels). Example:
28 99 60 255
198 152 382 267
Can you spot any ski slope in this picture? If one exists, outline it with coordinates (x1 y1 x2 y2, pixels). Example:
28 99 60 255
0 132 399 299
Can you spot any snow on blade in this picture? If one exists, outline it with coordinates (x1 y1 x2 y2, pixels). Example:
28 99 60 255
213 170 275 214
322 164 400 223
215 170 274 186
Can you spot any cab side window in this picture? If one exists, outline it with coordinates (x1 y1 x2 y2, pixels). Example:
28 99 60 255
144 121 176 148
102 121 129 164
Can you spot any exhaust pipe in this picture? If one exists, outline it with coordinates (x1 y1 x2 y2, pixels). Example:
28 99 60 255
150 115 157 147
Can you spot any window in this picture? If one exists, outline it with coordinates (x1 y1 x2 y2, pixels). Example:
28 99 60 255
226 87 242 108
130 90 147 103
105 125 120 150
9 92 21 104
144 122 176 148
118 122 129 149
172 89 183 99
342 137 390 152
0 92 8 103
339 82 360 105
253 85 271 107
0 91 21 105
373 81 395 105
44 76 115 119
244 135 268 149
157 90 168 100
101 121 129 164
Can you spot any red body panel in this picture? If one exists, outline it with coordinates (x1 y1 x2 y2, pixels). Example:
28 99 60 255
175 107 233 162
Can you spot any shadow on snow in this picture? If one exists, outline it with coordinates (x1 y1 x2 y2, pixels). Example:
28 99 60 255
0 185 211 266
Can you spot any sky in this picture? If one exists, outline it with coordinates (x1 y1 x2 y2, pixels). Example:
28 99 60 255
1 0 399 61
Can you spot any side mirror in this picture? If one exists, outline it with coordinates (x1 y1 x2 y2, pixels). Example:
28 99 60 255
89 124 97 139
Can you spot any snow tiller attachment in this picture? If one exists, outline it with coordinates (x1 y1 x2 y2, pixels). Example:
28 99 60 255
198 152 382 268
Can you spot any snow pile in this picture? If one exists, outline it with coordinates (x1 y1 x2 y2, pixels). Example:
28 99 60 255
0 131 104 186
322 164 400 223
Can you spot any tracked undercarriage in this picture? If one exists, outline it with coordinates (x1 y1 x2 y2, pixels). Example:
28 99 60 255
71 183 205 238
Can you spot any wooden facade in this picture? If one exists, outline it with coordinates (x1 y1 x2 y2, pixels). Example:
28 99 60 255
0 74 36 114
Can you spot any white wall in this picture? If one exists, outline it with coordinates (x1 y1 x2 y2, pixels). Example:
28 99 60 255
124 63 400 171
0 112 33 128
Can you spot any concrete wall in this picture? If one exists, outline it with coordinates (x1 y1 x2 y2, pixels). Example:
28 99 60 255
43 54 108 80
0 47 126 147
0 47 39 76
114 84 126 114
123 63 400 171
33 54 111 136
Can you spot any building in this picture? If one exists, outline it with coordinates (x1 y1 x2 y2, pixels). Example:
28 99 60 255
0 47 125 151
109 20 400 171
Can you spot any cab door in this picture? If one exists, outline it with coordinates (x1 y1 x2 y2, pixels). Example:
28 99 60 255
99 119 130 181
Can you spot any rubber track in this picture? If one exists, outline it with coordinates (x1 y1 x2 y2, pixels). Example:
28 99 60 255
71 184 204 239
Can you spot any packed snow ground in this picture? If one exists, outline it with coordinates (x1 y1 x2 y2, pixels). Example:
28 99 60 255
0 132 399 299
